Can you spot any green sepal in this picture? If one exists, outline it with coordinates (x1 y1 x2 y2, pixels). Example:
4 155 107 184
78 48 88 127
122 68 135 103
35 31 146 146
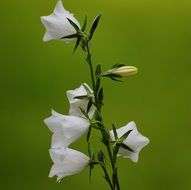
111 63 126 69
89 15 101 40
60 33 78 39
66 18 80 32
112 124 118 140
81 15 87 32
87 98 93 113
120 129 133 141
74 95 88 100
79 107 89 120
120 143 134 152
73 36 81 52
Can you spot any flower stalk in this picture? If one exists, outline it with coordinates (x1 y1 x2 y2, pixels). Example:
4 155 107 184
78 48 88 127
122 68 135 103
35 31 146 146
83 37 121 190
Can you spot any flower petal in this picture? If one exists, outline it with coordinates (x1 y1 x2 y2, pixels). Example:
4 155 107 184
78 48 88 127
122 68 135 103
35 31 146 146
110 121 150 162
66 83 95 118
40 0 80 42
49 148 90 180
44 110 90 147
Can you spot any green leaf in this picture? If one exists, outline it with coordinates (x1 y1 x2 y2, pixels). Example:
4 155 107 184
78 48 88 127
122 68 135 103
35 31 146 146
96 78 100 92
98 88 103 104
95 64 101 78
87 125 92 142
89 15 101 40
81 15 87 32
97 150 105 164
66 18 80 32
60 33 78 39
120 143 134 152
112 124 118 140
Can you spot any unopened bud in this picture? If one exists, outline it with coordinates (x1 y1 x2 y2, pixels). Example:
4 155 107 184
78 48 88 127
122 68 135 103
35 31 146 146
111 66 138 77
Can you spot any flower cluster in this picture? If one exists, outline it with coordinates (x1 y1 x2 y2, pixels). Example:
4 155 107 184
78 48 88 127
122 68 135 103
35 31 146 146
44 84 95 181
41 0 150 187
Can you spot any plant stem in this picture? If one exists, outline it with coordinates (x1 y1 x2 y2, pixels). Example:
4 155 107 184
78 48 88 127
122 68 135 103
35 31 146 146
84 40 121 190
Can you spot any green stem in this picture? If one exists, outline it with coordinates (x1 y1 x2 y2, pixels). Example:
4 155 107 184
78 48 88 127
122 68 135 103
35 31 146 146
85 40 120 190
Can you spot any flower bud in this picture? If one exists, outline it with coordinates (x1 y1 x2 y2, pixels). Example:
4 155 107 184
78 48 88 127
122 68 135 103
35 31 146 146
111 66 138 77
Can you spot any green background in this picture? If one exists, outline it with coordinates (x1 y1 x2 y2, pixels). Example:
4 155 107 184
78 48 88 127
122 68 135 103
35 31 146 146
0 0 191 189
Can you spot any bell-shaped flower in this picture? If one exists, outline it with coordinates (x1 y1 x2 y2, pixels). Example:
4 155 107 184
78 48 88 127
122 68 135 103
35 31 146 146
41 0 80 42
110 121 149 163
44 110 90 148
66 83 96 118
49 147 90 181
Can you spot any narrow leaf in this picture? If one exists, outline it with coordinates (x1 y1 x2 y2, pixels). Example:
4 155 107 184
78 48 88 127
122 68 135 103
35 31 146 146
89 15 101 40
95 64 101 78
87 125 92 142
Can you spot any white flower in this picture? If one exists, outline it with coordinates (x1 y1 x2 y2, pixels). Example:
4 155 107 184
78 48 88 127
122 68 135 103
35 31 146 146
44 110 90 148
49 147 90 181
66 83 96 118
41 0 80 42
110 121 150 163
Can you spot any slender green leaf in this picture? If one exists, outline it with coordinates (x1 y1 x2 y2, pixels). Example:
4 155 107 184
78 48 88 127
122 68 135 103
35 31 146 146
95 64 101 78
97 150 105 164
89 15 101 40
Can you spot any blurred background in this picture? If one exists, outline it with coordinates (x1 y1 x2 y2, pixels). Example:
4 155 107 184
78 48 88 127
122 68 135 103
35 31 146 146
0 0 191 189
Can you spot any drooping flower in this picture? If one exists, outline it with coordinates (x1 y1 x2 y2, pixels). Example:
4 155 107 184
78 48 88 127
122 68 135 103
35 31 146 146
41 0 80 42
44 110 90 148
110 121 149 162
66 83 96 118
49 147 90 181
